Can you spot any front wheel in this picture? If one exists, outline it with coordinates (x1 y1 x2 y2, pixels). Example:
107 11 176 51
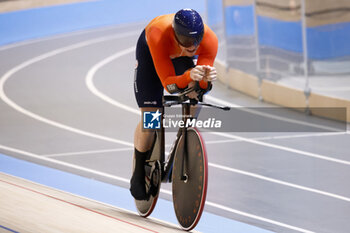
172 127 208 231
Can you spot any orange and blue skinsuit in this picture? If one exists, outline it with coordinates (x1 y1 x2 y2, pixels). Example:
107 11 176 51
134 13 218 107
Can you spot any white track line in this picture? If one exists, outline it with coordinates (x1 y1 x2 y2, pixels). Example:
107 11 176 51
85 46 140 115
43 147 134 158
206 132 348 145
43 144 179 158
0 32 140 148
205 201 314 233
211 132 350 166
0 144 314 233
40 145 350 202
46 131 347 157
209 163 350 202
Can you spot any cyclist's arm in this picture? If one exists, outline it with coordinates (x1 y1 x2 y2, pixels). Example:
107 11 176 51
147 28 192 92
196 25 218 89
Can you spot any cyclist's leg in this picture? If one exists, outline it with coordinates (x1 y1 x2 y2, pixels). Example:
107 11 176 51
131 29 163 200
130 110 158 200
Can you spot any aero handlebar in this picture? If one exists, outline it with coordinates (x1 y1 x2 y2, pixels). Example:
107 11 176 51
163 81 230 111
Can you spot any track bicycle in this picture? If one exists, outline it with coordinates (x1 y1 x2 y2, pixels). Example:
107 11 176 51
132 82 230 231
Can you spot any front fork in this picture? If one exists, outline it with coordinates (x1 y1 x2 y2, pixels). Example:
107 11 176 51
180 103 192 182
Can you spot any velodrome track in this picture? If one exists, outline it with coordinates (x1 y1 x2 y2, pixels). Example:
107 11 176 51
0 22 350 233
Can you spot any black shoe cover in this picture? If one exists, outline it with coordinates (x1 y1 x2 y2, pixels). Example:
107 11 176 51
130 149 149 200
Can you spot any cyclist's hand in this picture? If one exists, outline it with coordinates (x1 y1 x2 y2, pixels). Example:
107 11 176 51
203 65 217 82
190 65 206 81
186 81 199 100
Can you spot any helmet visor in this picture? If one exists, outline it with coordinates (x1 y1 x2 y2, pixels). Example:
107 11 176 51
174 32 202 48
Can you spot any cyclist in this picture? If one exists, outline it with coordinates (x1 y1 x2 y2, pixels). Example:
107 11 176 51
131 8 218 200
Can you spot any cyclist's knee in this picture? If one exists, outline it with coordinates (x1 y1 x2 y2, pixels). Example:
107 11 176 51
140 107 161 113
134 113 158 152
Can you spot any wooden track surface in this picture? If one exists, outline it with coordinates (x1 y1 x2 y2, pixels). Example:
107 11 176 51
0 172 187 233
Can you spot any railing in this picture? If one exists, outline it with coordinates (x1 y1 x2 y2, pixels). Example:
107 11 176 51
207 0 350 102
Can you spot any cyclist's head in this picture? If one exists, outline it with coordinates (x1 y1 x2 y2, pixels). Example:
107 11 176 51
173 9 204 48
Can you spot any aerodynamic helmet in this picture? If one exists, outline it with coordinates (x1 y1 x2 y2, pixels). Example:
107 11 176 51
173 9 204 47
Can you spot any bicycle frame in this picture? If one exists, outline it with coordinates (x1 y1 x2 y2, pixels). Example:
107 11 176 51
160 102 192 183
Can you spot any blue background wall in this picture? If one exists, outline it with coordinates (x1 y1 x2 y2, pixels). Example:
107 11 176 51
2 0 350 60
0 0 205 46
207 0 223 27
225 5 254 36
